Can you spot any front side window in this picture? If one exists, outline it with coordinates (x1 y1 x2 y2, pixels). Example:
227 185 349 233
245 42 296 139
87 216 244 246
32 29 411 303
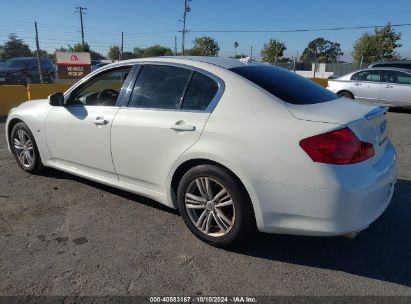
230 65 337 105
67 67 131 106
128 65 191 109
382 70 411 85
353 70 381 82
181 72 219 111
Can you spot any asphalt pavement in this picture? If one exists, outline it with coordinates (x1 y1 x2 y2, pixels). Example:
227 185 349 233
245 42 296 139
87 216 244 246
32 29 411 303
0 111 410 296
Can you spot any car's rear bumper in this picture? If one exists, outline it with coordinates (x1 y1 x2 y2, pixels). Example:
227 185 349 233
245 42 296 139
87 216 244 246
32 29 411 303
248 141 397 236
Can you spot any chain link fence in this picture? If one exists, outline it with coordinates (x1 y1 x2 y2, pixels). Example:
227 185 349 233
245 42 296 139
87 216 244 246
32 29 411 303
0 53 56 86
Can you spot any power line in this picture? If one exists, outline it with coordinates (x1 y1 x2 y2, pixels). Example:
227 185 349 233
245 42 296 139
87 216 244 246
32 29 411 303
189 23 411 33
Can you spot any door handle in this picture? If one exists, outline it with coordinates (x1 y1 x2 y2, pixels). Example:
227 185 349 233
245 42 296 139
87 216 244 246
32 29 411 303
170 124 196 132
354 82 362 86
92 117 109 125
385 85 393 88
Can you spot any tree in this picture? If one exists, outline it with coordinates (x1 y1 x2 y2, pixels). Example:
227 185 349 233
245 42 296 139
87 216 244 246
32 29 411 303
192 37 220 56
68 42 90 52
260 39 286 64
122 51 137 60
31 49 53 60
300 37 343 63
0 33 31 59
352 23 402 65
107 45 121 61
55 43 105 60
55 46 68 52
183 48 201 56
133 47 145 58
234 41 239 57
91 50 106 60
143 45 173 57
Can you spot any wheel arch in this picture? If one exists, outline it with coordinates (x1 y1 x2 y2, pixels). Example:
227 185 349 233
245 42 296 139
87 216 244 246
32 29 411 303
337 90 354 99
169 157 260 228
6 118 24 150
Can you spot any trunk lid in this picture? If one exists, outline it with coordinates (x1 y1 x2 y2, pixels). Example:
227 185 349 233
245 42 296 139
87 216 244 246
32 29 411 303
287 98 389 163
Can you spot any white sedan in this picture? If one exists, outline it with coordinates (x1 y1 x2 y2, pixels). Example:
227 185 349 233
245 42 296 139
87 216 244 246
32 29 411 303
327 67 411 107
5 57 397 247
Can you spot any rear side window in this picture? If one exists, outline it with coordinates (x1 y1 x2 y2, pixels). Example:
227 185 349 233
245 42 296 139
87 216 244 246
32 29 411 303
129 65 191 109
229 65 337 105
382 70 411 85
182 72 219 111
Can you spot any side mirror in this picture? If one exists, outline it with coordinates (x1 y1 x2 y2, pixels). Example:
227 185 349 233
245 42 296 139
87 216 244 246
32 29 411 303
48 92 64 106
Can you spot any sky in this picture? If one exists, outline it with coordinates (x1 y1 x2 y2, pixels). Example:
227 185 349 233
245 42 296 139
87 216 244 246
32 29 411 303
1 0 411 61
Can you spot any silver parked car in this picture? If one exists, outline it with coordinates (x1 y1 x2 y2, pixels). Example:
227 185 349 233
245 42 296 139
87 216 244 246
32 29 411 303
327 67 411 107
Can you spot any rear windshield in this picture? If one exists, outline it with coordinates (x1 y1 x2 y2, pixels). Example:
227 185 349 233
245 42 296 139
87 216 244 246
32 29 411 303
229 65 337 105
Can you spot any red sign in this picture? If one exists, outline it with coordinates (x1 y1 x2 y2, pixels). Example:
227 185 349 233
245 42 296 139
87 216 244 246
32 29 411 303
56 51 91 79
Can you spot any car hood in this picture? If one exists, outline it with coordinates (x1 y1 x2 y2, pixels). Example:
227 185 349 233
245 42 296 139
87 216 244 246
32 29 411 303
286 98 378 125
17 99 49 109
0 67 25 74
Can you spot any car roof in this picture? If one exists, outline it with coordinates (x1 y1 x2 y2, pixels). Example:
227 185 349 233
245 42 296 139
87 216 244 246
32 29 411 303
356 67 411 73
120 56 255 70
7 57 50 61
369 60 411 66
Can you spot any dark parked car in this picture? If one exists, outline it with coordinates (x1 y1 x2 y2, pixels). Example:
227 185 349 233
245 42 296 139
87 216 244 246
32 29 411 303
91 62 109 72
369 60 411 70
0 57 56 85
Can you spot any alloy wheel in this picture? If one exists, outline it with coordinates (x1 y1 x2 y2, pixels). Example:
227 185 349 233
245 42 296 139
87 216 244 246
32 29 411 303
184 177 235 237
13 129 35 168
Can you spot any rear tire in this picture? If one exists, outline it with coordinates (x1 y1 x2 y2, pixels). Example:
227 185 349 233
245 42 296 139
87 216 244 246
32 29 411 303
10 122 45 174
337 90 354 99
177 164 255 248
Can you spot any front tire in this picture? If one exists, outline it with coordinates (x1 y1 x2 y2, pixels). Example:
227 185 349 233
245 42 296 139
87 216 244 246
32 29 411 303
10 122 44 174
177 164 255 247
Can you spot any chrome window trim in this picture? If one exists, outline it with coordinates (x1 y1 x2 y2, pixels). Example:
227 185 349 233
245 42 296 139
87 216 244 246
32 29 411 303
123 61 225 113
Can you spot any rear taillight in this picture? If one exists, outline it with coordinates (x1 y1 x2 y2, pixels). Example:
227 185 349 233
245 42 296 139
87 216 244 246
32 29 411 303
299 127 374 165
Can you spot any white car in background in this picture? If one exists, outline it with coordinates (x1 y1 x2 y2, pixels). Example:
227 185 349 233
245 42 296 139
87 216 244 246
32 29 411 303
6 57 397 247
327 67 411 108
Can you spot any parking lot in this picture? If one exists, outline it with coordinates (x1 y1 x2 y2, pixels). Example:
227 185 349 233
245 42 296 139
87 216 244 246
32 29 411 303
0 111 410 296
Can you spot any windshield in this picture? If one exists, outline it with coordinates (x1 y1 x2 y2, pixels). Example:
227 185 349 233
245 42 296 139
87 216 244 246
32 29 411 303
230 65 338 105
3 58 31 69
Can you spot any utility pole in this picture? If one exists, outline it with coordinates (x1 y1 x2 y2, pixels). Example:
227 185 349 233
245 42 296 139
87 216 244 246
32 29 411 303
180 0 191 55
294 50 299 72
120 31 124 61
34 21 43 84
75 6 87 48
174 36 178 55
